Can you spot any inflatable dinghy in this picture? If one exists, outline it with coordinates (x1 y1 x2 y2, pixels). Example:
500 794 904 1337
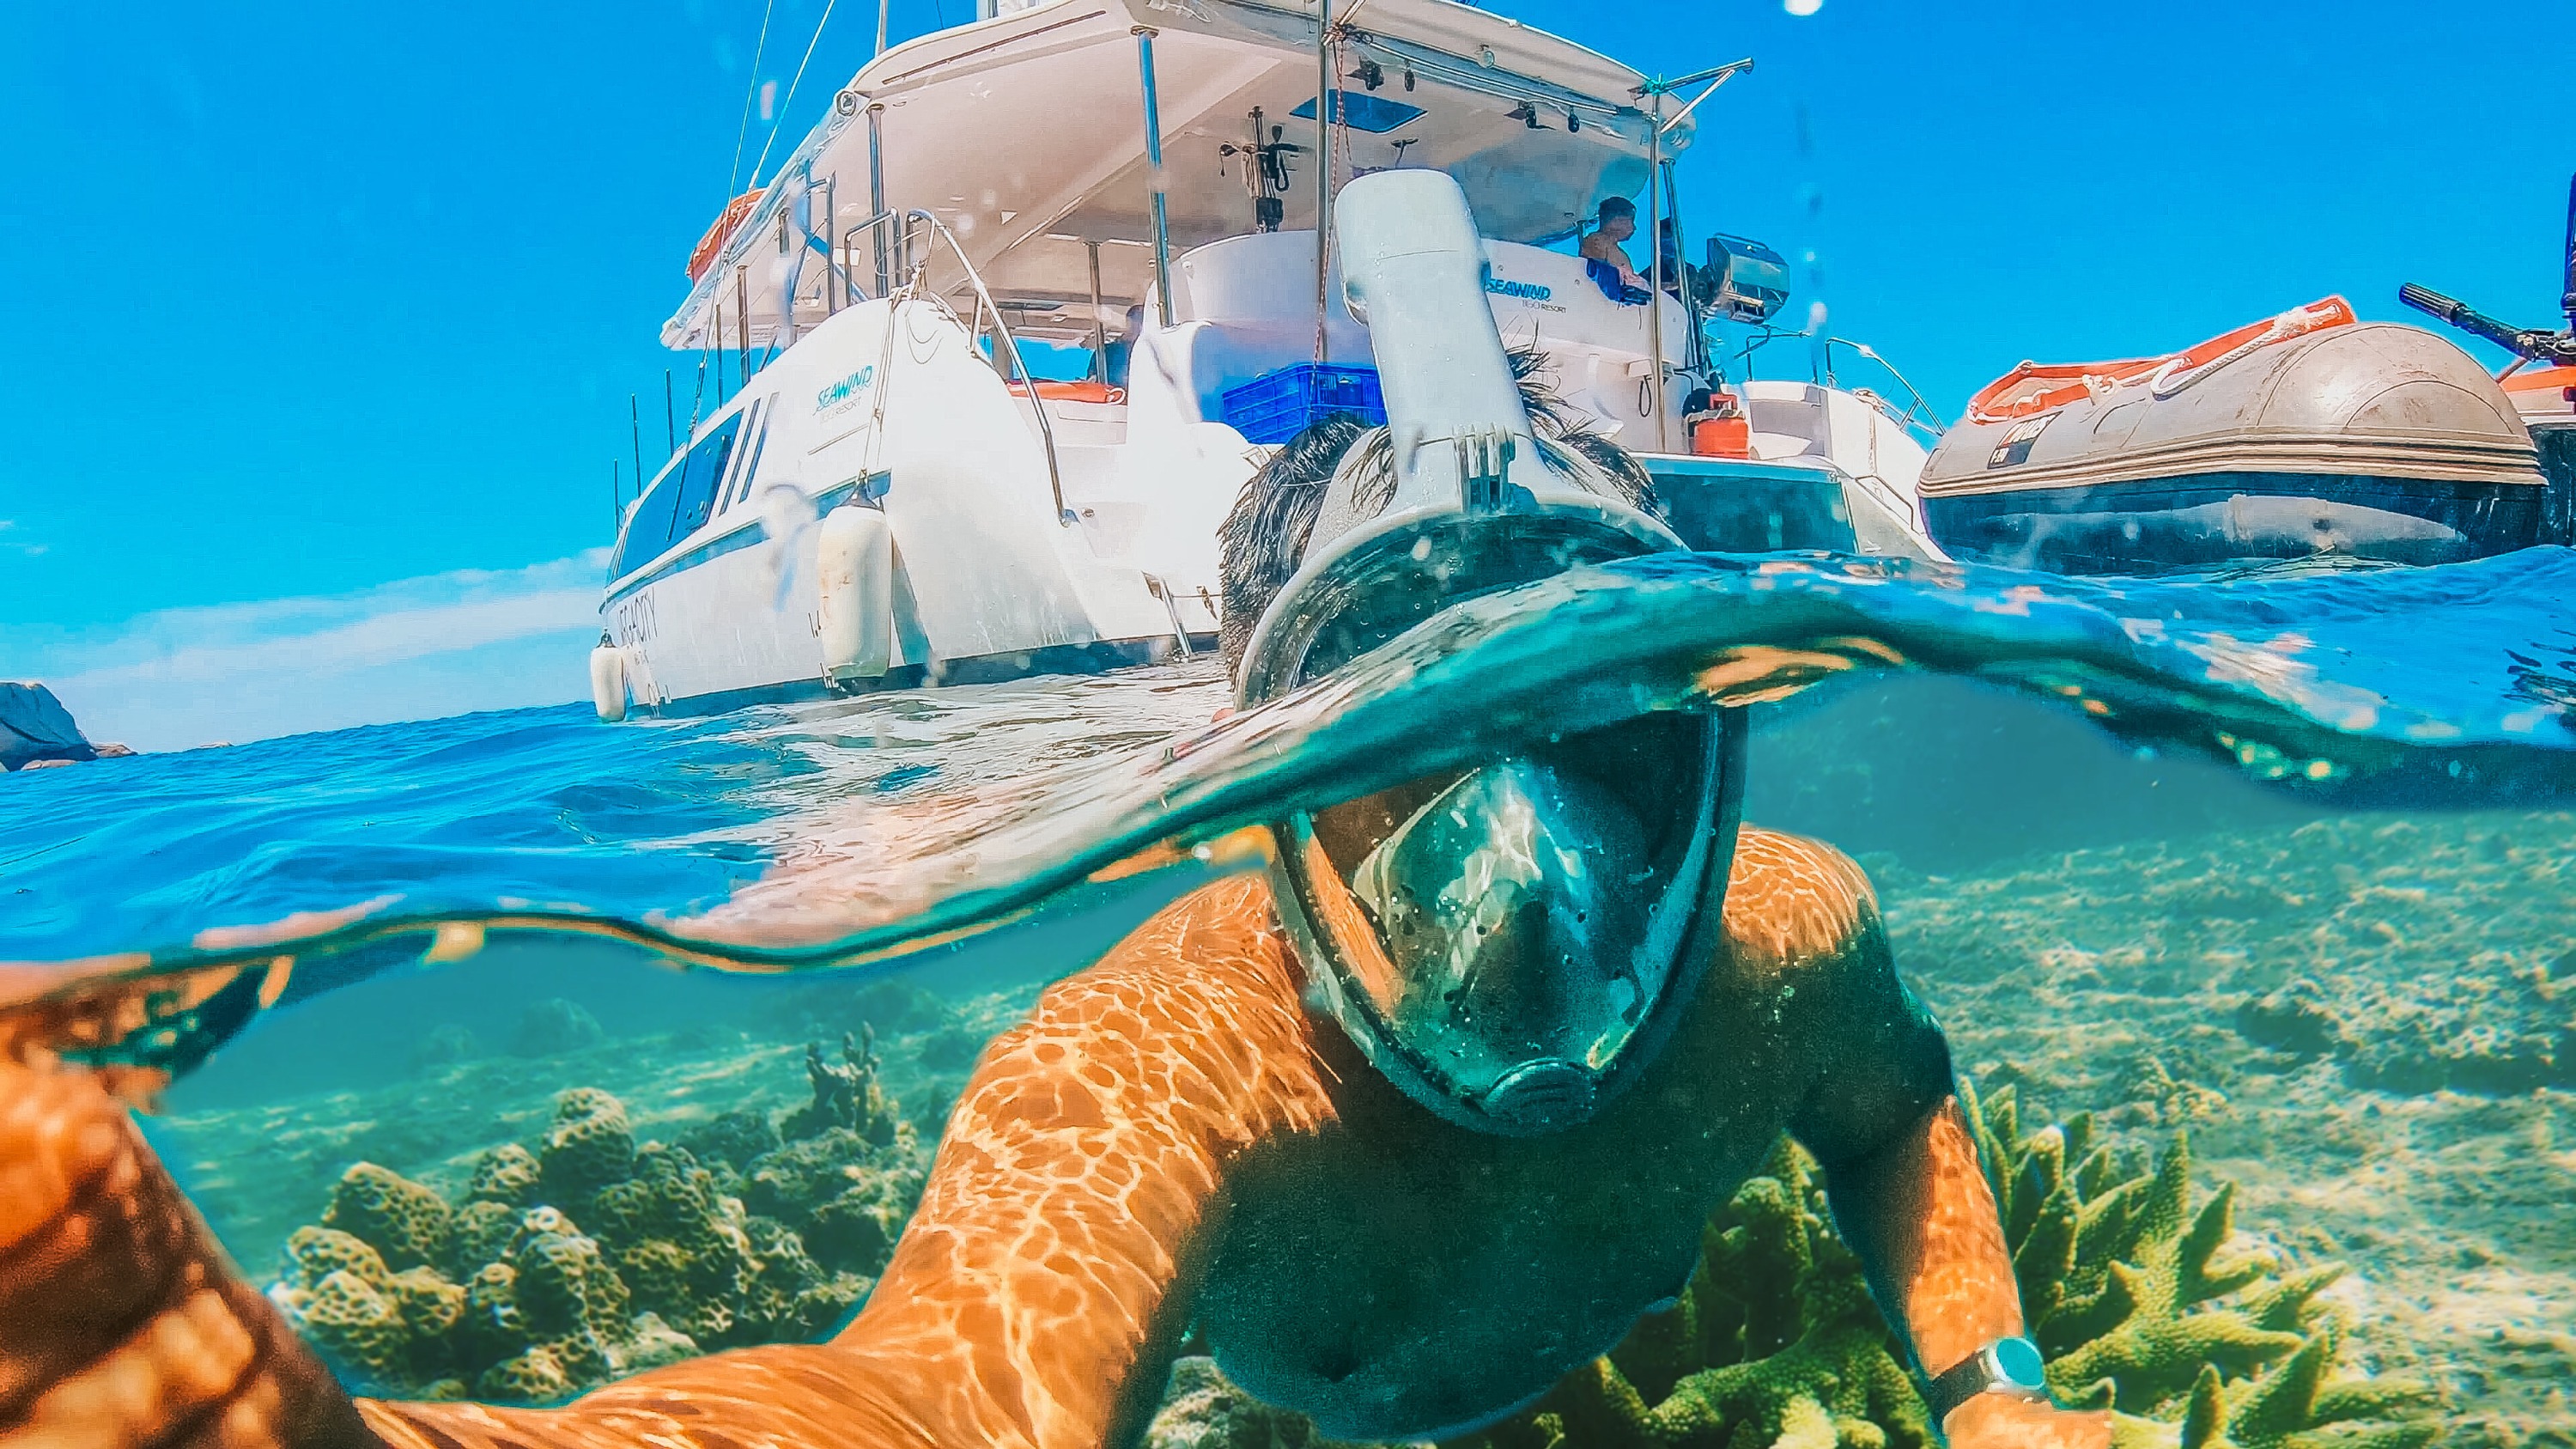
1919 298 2545 573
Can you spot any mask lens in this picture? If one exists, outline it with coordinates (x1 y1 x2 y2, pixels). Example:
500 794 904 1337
1284 712 1712 1123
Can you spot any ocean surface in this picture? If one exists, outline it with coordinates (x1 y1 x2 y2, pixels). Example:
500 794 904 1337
6 548 2576 1443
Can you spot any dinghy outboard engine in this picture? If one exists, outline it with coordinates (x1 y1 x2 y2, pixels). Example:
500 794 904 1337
1236 169 1745 1137
2402 169 2576 545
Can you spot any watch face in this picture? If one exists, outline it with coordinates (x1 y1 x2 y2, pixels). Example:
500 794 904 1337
1994 1336 2049 1391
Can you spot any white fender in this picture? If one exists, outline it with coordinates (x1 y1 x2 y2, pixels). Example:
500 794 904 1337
816 504 895 682
587 642 628 722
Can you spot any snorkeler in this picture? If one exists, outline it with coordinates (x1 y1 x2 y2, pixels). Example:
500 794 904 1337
0 173 2110 1449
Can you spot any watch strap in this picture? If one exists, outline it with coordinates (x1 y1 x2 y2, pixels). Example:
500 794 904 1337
1922 1336 2050 1425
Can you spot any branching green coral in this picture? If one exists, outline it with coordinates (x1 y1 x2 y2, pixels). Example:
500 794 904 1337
1963 1083 2437 1444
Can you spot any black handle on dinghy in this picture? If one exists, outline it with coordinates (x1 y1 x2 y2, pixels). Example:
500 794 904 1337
2397 172 2576 367
2400 283 2576 366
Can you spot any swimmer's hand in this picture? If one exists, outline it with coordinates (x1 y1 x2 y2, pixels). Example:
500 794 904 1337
1942 1392 2113 1449
0 1056 380 1449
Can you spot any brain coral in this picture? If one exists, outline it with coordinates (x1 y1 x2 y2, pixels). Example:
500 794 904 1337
321 1161 453 1271
467 1142 543 1206
538 1087 636 1198
268 1044 932 1403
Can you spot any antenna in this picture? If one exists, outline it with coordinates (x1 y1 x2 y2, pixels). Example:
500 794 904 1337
2561 169 2574 331
629 394 643 494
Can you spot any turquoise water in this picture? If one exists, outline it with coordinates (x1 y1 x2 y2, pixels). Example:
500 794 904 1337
7 549 2576 1441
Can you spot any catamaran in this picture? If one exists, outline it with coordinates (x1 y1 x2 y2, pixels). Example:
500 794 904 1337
588 0 1946 720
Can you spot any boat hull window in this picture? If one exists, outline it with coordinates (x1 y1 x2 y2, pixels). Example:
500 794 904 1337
612 415 745 580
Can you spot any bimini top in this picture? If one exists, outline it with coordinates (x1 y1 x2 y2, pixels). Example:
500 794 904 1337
663 0 1692 351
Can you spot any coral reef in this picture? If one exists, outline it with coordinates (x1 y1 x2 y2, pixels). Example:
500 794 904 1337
1886 808 2576 1441
323 1162 453 1272
507 997 606 1056
1963 1084 2437 1443
1151 1088 2440 1449
266 1040 927 1402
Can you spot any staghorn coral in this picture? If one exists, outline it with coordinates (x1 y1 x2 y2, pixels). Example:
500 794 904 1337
323 1161 453 1271
267 1049 928 1403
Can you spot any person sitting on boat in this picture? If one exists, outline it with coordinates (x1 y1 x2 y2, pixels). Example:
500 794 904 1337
1579 195 1653 303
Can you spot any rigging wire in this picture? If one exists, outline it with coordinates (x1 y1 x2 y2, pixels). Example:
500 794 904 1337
750 0 845 187
725 0 783 203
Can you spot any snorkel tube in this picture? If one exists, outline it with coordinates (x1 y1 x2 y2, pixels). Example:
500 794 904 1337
1239 170 1747 1136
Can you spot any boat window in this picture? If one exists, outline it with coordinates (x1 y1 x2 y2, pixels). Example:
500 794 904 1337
611 415 742 580
671 414 744 542
724 399 774 512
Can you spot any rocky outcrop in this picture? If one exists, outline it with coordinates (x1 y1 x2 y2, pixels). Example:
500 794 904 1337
1 682 130 770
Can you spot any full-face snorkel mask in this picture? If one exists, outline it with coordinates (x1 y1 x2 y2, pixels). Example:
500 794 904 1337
1237 170 1747 1137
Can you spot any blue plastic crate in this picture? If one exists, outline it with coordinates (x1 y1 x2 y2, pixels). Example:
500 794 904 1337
1219 364 1387 444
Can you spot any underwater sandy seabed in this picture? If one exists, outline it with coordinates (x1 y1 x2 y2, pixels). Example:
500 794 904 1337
142 680 2576 1448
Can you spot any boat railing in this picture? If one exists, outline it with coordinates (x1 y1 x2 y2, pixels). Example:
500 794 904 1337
837 207 1073 527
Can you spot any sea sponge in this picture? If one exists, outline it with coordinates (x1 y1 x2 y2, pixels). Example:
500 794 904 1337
781 1029 906 1147
321 1163 453 1272
538 1087 635 1198
467 1142 544 1206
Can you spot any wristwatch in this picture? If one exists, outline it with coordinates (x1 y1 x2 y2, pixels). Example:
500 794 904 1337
1922 1336 2051 1425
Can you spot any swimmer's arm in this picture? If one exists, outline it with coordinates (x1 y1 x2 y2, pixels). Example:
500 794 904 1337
0 880 1323 1449
1786 927 2109 1447
364 876 1334 1449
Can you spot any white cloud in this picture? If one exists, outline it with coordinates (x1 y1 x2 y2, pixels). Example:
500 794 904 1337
0 553 612 751
0 521 41 558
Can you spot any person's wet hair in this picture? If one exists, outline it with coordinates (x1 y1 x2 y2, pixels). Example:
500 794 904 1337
1217 350 1661 677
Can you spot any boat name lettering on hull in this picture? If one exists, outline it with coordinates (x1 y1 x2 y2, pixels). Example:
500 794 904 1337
815 365 879 421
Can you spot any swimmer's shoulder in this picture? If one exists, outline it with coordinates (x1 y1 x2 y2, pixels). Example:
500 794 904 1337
1716 825 1881 981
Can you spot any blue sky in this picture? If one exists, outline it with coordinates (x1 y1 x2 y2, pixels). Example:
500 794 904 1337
2 0 2567 748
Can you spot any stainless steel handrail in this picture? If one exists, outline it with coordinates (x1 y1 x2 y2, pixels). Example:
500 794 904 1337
837 207 1073 526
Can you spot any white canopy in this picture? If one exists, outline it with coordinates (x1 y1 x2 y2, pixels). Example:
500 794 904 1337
664 0 1698 350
